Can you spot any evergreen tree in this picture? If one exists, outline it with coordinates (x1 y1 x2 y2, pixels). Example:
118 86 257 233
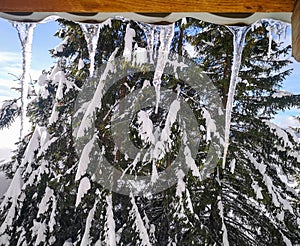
186 18 300 244
0 17 299 246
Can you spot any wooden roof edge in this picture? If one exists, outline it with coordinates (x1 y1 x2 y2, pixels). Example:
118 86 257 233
0 0 296 13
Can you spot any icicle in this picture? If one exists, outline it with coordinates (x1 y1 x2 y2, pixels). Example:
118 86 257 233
147 26 155 64
79 23 101 77
12 22 36 140
152 24 174 113
152 27 160 63
123 24 136 62
137 23 157 64
284 24 288 40
262 19 290 58
222 26 249 169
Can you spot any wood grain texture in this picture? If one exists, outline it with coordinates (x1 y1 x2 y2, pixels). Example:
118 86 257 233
0 0 296 12
292 0 300 61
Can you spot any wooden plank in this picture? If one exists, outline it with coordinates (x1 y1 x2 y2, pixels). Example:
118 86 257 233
0 0 296 12
292 0 300 61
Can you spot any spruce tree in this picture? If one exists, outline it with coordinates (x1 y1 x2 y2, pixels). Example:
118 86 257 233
186 18 300 244
0 17 299 245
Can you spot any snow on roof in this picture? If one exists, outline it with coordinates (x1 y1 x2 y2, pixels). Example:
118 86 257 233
0 12 292 25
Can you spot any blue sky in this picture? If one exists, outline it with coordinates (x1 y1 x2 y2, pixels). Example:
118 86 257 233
272 28 300 128
0 18 60 98
0 17 299 152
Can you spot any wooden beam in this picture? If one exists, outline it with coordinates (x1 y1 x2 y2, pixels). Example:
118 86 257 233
0 0 296 13
292 0 300 61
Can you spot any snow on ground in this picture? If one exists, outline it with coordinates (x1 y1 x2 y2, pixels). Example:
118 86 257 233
0 175 10 201
0 105 17 200
272 114 300 129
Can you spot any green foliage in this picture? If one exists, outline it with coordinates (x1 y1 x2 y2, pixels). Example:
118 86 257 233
0 17 299 246
0 99 20 130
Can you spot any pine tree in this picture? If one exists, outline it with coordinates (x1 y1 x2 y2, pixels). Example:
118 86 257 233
0 17 299 246
186 18 300 244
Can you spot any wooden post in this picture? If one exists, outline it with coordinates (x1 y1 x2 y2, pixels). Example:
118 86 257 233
292 0 300 61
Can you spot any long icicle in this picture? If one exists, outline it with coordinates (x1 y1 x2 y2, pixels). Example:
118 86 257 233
222 26 250 168
13 23 36 140
79 23 101 77
152 24 174 114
